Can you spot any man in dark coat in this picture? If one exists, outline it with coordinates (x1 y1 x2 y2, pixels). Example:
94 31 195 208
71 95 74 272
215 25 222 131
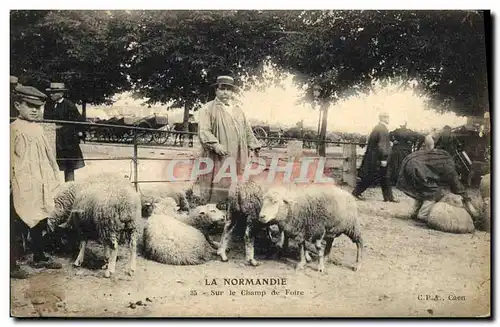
396 149 479 221
352 112 398 202
43 82 85 182
387 122 418 185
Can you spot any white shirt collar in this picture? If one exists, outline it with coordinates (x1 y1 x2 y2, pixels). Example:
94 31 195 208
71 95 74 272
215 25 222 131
56 98 64 104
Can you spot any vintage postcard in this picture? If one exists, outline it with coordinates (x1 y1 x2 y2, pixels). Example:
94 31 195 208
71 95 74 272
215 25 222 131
8 9 491 318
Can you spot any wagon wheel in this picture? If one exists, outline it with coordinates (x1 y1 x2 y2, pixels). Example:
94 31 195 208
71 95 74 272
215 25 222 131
153 126 171 145
252 126 268 146
100 128 112 142
266 131 280 149
87 128 98 142
135 122 154 144
105 128 119 143
109 128 122 143
122 129 135 144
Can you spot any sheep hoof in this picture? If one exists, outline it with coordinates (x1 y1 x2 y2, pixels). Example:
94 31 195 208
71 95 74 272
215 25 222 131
295 263 305 271
217 250 228 262
73 260 82 267
318 266 326 273
305 253 312 263
247 259 260 267
104 270 112 278
353 265 360 272
101 264 108 270
127 269 135 277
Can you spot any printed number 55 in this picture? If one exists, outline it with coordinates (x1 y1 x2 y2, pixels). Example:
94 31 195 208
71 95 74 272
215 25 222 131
190 290 197 296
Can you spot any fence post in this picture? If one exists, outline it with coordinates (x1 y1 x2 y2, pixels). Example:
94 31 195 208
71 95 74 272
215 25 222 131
133 131 138 192
342 143 357 187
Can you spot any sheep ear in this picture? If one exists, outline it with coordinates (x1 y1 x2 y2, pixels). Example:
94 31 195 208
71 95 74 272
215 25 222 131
199 211 205 215
283 198 295 206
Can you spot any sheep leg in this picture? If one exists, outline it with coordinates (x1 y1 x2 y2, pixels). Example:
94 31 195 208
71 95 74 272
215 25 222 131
305 250 313 263
296 241 306 271
217 218 237 262
104 236 118 278
73 240 86 267
323 237 335 262
316 239 327 273
244 223 259 266
204 233 220 250
127 234 137 276
354 240 363 272
101 245 110 270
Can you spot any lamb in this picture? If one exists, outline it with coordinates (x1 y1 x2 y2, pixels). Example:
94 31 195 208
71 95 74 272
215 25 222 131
258 185 363 272
140 183 191 212
143 204 226 265
49 173 141 278
217 179 268 266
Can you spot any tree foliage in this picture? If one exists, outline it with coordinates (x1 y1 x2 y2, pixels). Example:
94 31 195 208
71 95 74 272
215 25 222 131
274 10 489 116
10 10 490 118
126 10 289 110
10 10 134 105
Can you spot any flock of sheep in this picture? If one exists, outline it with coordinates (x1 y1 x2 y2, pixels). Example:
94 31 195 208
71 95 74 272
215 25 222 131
46 172 491 278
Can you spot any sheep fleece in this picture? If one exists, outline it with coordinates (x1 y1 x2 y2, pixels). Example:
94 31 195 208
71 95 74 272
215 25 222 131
143 214 213 265
278 186 361 243
427 202 475 234
69 178 141 243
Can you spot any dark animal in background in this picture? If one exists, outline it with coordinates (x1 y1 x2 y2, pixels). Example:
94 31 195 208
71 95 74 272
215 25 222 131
171 122 199 147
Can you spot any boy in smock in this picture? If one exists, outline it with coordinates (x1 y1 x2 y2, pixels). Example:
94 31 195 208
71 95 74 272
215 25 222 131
10 85 63 279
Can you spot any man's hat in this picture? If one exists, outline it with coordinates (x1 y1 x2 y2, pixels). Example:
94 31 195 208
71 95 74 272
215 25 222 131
10 76 18 84
14 85 47 106
211 75 239 90
46 82 68 92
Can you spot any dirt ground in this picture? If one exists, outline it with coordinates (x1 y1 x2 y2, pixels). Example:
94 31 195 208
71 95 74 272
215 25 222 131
10 144 491 318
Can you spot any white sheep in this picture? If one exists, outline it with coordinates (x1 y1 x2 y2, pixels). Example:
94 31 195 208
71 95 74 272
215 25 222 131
143 204 226 265
258 185 363 273
217 179 272 266
140 183 193 213
50 173 141 278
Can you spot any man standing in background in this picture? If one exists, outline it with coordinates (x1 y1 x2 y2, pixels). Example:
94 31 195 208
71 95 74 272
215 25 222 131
352 112 398 202
43 82 85 182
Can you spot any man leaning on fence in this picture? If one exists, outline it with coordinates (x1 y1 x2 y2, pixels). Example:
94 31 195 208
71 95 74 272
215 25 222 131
10 85 63 279
193 75 261 206
43 82 86 182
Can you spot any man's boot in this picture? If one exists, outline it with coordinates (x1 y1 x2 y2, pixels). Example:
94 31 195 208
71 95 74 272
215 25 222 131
30 220 62 270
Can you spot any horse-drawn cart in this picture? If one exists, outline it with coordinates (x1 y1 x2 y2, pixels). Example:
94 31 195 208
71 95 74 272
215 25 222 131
87 114 171 145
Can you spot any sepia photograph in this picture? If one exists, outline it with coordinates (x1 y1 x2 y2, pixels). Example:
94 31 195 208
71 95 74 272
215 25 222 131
7 8 492 318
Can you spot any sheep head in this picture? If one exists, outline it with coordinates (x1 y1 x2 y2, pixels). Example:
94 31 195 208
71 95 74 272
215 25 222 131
259 188 295 225
190 203 226 230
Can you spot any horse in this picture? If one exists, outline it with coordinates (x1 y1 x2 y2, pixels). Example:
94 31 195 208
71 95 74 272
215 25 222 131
171 122 199 147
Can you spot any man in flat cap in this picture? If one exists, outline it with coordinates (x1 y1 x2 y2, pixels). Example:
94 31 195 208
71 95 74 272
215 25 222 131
10 85 63 279
43 82 85 182
352 112 398 202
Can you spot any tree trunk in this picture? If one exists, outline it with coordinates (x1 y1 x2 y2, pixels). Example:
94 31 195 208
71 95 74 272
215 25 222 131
182 102 192 147
318 101 329 157
82 101 87 121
